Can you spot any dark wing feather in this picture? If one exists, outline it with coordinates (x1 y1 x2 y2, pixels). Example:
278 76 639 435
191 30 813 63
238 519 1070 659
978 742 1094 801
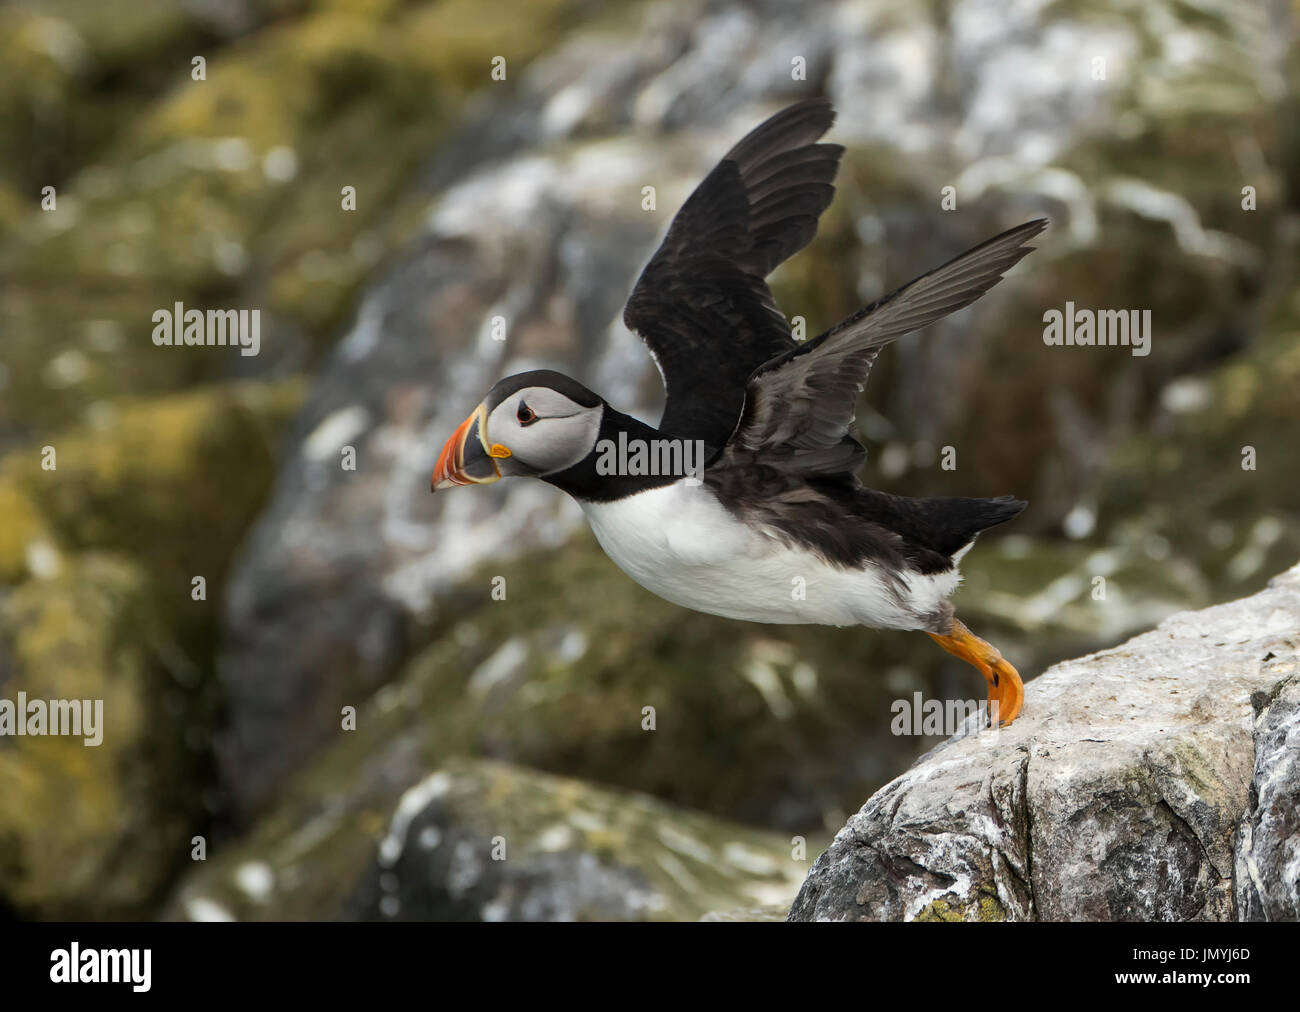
725 218 1048 473
623 99 843 448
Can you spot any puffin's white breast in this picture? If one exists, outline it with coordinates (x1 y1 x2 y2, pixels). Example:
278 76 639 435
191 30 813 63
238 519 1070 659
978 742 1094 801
578 481 957 630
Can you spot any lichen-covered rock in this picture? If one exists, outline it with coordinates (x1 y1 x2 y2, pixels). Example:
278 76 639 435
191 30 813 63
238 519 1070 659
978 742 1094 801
0 0 594 441
0 555 193 918
165 756 808 922
0 380 303 918
0 468 50 585
5 380 303 595
788 561 1300 921
0 0 249 203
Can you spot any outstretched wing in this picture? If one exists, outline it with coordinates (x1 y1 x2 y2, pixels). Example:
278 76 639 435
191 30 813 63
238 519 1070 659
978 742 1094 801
623 99 843 448
723 218 1048 475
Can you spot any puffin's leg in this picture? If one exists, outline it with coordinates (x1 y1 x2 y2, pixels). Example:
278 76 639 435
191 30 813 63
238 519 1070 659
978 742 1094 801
926 617 1024 726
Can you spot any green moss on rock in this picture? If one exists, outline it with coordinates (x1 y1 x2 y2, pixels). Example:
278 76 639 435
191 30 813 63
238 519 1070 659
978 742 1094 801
0 0 610 439
915 885 1008 922
0 554 193 918
0 467 50 584
7 379 303 595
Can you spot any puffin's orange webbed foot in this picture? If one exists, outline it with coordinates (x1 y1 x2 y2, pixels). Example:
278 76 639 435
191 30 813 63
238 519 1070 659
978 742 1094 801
926 618 1024 726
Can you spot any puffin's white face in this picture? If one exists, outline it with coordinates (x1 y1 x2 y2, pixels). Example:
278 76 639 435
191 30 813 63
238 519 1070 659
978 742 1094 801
484 386 604 478
432 374 604 490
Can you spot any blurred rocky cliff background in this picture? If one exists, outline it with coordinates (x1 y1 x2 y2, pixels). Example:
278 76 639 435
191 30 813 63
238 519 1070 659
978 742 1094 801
0 0 1296 920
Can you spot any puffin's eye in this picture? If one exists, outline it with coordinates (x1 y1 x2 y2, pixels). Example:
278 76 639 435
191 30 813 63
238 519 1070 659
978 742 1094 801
516 401 537 425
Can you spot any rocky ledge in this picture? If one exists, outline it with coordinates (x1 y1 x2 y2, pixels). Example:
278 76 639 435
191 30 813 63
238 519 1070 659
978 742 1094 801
789 562 1300 922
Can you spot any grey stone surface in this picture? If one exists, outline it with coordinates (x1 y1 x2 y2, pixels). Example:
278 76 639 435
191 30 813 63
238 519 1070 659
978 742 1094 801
789 561 1300 921
1235 670 1300 920
165 755 807 922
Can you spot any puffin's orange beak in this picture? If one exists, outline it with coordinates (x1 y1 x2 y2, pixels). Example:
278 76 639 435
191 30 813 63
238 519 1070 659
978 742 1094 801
432 403 507 490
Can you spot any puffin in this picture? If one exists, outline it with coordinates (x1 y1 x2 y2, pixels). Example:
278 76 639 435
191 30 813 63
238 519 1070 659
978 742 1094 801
432 99 1044 726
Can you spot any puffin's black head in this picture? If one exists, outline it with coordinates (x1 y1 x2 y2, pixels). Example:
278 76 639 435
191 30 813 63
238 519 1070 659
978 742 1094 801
432 370 605 490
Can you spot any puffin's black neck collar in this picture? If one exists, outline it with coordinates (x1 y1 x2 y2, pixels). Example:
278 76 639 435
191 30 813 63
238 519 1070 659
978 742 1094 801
542 405 702 503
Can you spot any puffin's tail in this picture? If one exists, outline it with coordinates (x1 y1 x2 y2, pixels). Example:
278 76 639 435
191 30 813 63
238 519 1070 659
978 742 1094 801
856 490 1026 560
920 494 1027 558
